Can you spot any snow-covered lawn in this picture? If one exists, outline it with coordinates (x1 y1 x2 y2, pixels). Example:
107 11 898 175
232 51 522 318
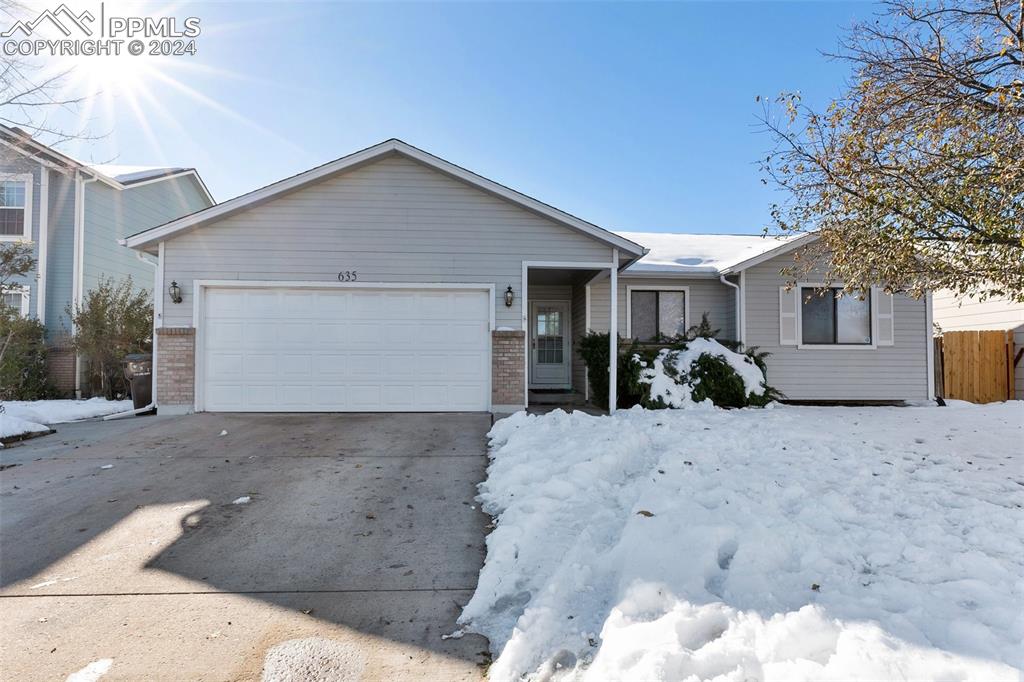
0 398 132 441
1 398 133 426
460 402 1024 681
0 413 50 440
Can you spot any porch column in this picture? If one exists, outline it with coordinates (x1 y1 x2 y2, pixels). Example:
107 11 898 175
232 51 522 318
609 250 618 412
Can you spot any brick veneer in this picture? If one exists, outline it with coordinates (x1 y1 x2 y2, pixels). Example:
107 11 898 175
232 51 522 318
156 327 195 409
491 329 525 410
46 344 77 397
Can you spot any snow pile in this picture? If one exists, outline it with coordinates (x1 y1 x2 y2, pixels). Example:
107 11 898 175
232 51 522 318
65 659 112 682
1 398 133 425
459 403 1024 681
0 413 50 440
635 338 767 408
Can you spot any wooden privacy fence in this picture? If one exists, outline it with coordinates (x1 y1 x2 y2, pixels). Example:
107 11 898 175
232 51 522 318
935 330 1016 403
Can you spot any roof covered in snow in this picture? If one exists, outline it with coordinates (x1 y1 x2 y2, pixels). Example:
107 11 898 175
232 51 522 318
86 164 190 184
619 231 803 275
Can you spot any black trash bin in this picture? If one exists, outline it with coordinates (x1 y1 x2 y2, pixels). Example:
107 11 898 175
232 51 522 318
123 353 153 411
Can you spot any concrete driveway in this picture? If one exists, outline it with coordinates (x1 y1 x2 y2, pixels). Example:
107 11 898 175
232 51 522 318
0 412 492 681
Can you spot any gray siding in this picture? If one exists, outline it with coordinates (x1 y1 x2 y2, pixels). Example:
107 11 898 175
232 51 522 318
161 155 613 328
588 276 737 341
0 149 42 319
82 174 210 306
744 252 929 401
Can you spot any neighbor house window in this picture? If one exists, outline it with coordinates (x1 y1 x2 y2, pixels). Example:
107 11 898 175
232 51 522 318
1 289 28 317
0 179 29 238
630 289 686 342
800 287 871 345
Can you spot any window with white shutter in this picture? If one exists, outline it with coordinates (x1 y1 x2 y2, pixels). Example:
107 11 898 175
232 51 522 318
779 286 798 345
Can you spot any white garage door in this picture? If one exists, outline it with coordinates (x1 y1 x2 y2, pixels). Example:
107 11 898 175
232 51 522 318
199 287 491 412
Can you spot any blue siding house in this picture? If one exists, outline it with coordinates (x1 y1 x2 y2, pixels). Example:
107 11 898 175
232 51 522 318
0 125 213 394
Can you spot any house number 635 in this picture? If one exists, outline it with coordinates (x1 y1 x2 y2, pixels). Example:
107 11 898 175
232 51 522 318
337 271 358 282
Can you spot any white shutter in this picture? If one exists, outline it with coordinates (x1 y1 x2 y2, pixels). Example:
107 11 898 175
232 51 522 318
876 288 894 346
779 286 799 345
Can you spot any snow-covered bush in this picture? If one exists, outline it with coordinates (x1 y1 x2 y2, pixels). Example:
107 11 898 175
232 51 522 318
633 337 779 409
579 314 780 409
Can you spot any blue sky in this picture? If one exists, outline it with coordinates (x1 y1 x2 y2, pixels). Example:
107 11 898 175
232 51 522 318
55 1 872 234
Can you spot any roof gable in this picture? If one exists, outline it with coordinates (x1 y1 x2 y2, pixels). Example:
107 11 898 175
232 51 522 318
124 139 646 258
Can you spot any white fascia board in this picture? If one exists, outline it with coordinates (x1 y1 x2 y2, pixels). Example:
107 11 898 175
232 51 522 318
619 269 722 280
121 169 215 205
124 140 646 258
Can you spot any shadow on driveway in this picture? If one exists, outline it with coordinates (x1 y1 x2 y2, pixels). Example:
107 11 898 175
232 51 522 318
0 412 492 680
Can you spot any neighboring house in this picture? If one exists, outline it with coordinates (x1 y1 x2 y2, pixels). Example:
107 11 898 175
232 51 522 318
123 139 933 415
933 290 1023 399
0 125 214 394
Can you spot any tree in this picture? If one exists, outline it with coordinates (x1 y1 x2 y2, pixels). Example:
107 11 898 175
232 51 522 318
66 277 152 399
0 240 34 361
0 1 94 141
0 241 50 399
760 0 1024 301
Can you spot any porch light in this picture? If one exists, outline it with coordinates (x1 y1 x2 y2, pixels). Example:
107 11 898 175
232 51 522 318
504 286 514 307
169 281 182 304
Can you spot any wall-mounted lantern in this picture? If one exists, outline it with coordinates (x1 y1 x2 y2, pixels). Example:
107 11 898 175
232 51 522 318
169 281 183 304
504 285 514 307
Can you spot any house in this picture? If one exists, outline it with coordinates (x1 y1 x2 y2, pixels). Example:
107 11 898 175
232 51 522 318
0 125 214 394
933 291 1023 399
123 139 933 414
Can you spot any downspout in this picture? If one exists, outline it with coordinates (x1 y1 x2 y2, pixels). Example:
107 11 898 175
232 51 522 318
72 172 100 397
37 167 48 322
719 274 743 348
104 250 160 420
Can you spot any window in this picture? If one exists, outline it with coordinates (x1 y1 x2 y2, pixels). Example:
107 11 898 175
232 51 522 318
1 289 28 317
0 178 29 238
629 288 686 342
535 307 564 364
800 287 871 345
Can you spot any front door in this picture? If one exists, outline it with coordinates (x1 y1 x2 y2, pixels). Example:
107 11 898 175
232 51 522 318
530 300 571 388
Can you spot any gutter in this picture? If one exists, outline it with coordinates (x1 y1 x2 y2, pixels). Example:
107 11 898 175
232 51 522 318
719 274 744 347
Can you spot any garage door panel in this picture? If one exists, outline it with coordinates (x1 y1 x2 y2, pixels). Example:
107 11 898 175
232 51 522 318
207 385 244 409
207 320 244 348
201 287 490 412
206 352 243 379
317 323 348 345
242 321 278 349
319 354 348 376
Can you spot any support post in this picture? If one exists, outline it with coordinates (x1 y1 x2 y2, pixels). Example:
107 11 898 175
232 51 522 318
609 250 618 412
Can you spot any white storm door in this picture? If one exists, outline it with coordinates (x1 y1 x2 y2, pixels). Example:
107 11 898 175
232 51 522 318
529 300 571 388
201 286 491 412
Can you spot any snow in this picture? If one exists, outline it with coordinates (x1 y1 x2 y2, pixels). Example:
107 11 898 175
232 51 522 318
64 658 112 682
1 399 133 425
459 403 1024 681
0 413 50 440
87 164 183 184
636 338 766 408
618 232 800 274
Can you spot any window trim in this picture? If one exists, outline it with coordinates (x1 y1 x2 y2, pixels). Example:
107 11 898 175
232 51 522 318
0 173 33 241
1 285 30 317
796 282 878 350
625 285 689 341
